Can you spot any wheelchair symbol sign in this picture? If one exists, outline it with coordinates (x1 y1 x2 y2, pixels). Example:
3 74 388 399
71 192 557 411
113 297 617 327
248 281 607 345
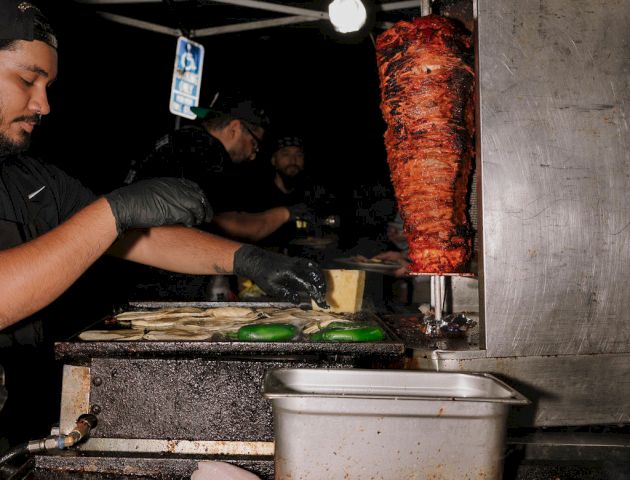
170 36 205 119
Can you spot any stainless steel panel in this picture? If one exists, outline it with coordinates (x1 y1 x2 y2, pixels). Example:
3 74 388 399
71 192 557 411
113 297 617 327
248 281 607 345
478 0 630 356
411 350 630 426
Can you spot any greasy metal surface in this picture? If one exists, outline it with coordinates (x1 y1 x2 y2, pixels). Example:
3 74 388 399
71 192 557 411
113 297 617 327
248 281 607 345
24 447 630 480
410 350 630 427
32 452 273 480
58 365 91 436
88 357 354 441
478 0 630 356
129 301 302 309
267 371 516 479
508 431 630 461
55 338 403 363
382 313 481 352
55 309 404 363
78 438 273 455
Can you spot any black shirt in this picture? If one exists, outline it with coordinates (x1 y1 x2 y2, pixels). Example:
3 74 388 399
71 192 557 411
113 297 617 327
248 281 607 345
0 154 95 346
124 126 240 299
0 154 96 443
0 154 95 248
129 125 240 213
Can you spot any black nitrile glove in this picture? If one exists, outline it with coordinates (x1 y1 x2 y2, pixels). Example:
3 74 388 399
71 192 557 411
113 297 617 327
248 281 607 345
104 178 213 235
287 203 314 222
233 245 328 308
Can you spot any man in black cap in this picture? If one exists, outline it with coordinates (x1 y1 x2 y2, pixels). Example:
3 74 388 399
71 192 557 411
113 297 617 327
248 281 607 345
239 133 328 251
127 97 313 265
128 94 303 236
269 135 308 204
0 0 326 443
127 94 268 205
208 133 314 244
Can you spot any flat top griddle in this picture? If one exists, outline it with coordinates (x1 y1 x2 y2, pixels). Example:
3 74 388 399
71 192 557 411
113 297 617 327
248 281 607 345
55 302 405 362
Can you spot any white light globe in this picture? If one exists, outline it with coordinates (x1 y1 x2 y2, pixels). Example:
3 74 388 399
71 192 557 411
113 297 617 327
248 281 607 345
328 0 367 33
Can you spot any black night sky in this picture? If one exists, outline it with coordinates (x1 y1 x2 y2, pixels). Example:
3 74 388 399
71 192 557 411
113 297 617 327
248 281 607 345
33 1 396 203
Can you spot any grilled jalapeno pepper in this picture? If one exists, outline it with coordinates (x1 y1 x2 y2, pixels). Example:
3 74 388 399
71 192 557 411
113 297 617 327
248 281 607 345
310 325 386 342
237 323 298 341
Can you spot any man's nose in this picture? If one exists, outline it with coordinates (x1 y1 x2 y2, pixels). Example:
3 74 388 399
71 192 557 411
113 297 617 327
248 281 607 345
29 87 51 116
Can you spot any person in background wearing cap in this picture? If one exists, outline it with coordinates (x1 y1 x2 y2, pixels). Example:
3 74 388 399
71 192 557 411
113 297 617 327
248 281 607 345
0 1 327 445
210 134 315 244
127 96 307 243
125 98 317 299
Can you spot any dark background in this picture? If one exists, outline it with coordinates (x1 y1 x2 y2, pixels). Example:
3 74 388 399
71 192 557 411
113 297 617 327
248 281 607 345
27 0 471 245
32 1 401 200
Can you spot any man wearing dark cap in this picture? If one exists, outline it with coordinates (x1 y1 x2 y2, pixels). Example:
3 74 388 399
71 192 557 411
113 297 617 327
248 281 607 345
239 133 325 251
128 94 301 236
0 1 326 444
127 94 268 200
270 135 307 200
208 134 313 244
126 96 320 299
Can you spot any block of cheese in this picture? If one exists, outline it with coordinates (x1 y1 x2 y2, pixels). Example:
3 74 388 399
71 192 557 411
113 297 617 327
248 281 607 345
312 269 366 313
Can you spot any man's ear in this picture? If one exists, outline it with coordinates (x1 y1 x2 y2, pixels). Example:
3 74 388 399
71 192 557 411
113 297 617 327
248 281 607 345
271 153 277 167
227 119 241 139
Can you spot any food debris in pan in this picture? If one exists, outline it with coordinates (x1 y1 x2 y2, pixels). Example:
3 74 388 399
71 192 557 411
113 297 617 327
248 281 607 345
418 312 477 338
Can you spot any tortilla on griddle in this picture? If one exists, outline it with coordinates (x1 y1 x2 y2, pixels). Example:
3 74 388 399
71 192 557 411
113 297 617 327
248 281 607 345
128 316 183 330
116 307 206 321
143 329 214 341
201 307 260 318
79 329 144 341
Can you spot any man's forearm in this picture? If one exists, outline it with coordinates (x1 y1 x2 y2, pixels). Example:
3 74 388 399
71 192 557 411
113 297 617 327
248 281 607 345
111 225 242 274
212 208 290 242
0 198 118 329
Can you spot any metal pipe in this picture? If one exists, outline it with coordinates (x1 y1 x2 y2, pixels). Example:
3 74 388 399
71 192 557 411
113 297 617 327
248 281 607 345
207 0 328 19
431 275 444 321
193 16 319 37
63 414 98 448
420 0 431 16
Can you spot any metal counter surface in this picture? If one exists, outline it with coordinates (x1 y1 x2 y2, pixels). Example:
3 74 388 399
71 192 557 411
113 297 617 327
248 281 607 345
15 437 630 480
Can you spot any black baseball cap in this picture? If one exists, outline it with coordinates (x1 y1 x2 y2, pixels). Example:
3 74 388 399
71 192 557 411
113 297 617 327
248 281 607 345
0 0 57 48
275 135 304 150
191 95 269 128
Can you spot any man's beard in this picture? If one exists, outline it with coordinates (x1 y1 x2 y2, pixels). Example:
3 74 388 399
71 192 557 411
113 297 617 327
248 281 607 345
0 130 30 157
0 109 37 157
278 168 305 191
0 103 41 156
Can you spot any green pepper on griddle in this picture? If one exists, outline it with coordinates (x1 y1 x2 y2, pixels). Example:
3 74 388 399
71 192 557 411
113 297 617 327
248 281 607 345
310 324 386 342
237 323 298 342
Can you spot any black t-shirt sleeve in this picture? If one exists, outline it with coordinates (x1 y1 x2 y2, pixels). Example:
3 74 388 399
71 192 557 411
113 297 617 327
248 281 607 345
43 163 96 218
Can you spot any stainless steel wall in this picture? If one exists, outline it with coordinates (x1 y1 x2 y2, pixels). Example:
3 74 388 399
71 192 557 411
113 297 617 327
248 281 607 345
478 0 630 356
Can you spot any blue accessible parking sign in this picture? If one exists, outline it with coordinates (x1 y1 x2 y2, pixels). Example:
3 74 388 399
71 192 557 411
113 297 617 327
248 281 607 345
169 36 205 119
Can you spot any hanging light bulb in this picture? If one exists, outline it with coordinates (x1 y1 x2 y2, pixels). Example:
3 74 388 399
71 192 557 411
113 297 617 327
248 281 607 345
328 0 367 33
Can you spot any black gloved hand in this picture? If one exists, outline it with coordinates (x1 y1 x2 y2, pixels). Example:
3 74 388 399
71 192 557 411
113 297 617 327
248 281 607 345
104 178 213 235
233 245 328 308
287 203 314 222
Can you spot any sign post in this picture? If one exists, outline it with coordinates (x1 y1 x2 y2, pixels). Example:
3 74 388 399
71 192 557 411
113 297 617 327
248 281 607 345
169 36 204 120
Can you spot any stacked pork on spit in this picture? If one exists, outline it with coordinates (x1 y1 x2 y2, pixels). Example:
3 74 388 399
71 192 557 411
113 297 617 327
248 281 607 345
376 15 475 274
